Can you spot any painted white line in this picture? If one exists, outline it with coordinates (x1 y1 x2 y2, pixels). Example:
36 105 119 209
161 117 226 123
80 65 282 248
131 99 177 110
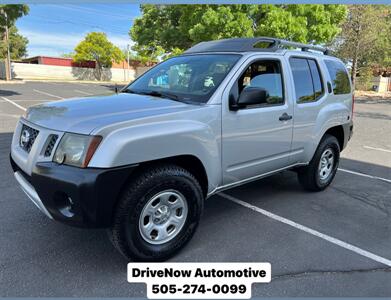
33 89 64 99
363 146 391 154
338 168 391 184
74 89 93 96
11 99 52 102
219 192 391 267
1 96 26 111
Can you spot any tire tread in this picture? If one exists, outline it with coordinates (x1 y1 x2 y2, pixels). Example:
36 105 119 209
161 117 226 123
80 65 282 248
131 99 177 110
108 163 203 261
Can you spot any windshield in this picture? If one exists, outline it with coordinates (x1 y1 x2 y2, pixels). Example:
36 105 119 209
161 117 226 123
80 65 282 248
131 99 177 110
124 54 241 104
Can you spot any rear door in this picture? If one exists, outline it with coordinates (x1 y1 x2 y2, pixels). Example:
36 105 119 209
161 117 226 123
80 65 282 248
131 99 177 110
288 55 328 164
288 55 352 164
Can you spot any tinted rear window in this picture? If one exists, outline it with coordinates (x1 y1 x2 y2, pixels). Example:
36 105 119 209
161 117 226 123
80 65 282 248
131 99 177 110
308 59 323 100
290 58 314 103
325 60 351 95
289 57 324 103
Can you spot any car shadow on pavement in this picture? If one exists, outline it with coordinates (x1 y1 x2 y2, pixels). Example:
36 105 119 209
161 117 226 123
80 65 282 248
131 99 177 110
354 111 391 120
355 98 391 105
0 90 22 97
340 157 391 179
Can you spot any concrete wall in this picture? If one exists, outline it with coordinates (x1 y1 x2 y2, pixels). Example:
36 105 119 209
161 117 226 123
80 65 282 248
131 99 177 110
1 62 152 82
356 76 390 92
135 66 151 78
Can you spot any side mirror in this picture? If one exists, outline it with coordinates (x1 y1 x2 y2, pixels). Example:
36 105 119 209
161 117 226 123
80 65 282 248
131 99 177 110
230 87 269 110
327 82 333 94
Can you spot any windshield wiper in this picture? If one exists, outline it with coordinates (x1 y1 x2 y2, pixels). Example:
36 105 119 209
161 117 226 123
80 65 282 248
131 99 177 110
122 89 180 102
121 89 137 94
140 90 180 101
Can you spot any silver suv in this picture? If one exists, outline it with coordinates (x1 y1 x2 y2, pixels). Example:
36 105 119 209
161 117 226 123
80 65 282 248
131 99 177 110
10 38 353 261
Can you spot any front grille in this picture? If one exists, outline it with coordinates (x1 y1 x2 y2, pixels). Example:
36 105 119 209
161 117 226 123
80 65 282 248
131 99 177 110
44 134 58 157
20 124 39 153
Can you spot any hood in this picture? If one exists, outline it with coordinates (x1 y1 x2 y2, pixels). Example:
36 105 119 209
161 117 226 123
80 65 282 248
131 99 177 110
25 93 196 134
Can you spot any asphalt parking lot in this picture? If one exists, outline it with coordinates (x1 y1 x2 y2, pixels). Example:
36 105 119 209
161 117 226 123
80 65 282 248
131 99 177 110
1 81 390 297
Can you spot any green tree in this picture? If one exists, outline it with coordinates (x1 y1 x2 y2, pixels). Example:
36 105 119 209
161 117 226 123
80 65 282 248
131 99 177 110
368 6 391 69
61 52 74 58
73 32 125 80
130 4 347 61
0 25 28 60
0 4 29 29
0 4 29 60
254 5 347 43
333 5 390 85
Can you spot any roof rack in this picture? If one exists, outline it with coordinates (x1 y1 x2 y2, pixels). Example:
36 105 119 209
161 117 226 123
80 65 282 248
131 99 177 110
184 37 330 55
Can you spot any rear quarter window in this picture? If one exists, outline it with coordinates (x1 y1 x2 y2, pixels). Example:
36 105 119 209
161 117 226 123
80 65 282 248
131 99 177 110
325 60 351 95
289 57 324 103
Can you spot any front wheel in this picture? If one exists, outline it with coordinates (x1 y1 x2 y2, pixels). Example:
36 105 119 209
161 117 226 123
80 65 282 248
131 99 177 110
298 134 340 191
108 164 203 261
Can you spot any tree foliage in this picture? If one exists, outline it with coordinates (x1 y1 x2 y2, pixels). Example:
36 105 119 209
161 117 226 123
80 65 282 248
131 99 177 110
130 4 347 61
73 32 124 80
0 4 29 60
61 52 75 58
0 26 28 60
333 5 390 85
8 26 28 59
0 4 29 27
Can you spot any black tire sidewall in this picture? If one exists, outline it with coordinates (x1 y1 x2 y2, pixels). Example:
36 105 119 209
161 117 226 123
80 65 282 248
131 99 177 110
116 167 203 261
313 136 340 189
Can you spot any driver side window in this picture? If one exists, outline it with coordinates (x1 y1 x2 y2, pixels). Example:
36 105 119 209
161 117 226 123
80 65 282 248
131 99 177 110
238 60 284 106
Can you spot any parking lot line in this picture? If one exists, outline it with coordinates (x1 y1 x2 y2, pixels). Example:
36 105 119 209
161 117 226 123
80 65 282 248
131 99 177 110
363 146 391 154
338 168 391 184
33 89 64 100
219 192 391 267
74 89 93 96
1 96 26 111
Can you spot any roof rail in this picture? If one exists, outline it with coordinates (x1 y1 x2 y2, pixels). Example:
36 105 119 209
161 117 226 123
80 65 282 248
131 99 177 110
273 38 330 55
184 37 330 55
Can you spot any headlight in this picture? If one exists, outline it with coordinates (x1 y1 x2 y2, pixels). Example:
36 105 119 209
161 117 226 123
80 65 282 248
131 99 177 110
53 133 102 168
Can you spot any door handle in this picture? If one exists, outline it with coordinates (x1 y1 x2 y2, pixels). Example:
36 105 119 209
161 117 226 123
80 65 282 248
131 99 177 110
279 113 292 121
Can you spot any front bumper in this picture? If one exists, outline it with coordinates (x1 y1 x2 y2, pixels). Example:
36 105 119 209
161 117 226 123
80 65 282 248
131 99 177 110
14 170 53 219
11 155 137 228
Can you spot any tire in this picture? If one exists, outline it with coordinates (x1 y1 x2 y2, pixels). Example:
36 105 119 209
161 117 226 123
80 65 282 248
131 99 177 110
298 134 340 192
108 163 204 261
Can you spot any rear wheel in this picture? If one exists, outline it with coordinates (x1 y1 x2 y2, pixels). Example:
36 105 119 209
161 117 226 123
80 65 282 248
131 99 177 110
108 164 203 261
298 134 340 191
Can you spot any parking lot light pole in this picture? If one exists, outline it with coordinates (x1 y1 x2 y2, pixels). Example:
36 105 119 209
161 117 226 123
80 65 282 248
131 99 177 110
0 9 12 81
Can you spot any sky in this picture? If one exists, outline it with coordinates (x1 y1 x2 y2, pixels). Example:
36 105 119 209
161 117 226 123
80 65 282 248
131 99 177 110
15 4 141 57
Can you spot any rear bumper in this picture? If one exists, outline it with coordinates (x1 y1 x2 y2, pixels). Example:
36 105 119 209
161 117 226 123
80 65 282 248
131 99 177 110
10 155 137 228
342 121 353 150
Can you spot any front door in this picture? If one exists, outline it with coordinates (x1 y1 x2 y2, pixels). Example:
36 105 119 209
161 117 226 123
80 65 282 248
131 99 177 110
222 57 294 186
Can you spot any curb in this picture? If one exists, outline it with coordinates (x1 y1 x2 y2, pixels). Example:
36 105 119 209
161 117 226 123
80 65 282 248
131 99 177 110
0 80 26 85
